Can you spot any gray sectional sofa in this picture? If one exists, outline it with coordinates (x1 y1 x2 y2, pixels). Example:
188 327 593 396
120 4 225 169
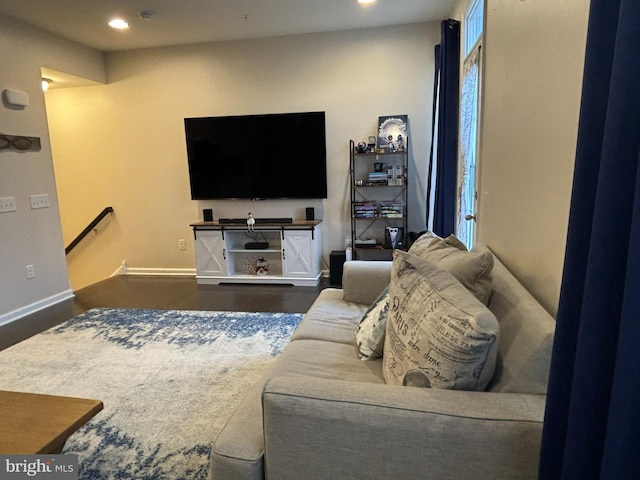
210 244 556 480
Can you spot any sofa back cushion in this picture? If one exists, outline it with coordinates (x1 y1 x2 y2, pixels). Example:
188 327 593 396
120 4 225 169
409 232 494 305
476 245 556 394
342 261 392 305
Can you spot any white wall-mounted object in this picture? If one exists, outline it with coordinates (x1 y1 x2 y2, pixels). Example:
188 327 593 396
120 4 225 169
30 194 50 209
2 89 29 108
0 197 17 213
0 134 41 151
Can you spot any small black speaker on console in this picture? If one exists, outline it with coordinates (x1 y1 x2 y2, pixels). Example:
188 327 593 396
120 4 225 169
305 207 315 221
203 209 213 222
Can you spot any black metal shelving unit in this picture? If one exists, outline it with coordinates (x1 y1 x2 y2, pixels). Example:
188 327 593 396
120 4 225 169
349 139 408 260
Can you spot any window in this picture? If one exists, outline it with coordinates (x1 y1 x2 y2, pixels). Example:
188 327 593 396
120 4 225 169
464 0 484 56
456 0 484 249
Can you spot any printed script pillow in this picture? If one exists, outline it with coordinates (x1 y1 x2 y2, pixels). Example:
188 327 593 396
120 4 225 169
383 250 499 391
355 285 389 360
409 232 494 305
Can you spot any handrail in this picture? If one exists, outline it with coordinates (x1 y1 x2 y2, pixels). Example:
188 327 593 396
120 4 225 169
65 207 114 255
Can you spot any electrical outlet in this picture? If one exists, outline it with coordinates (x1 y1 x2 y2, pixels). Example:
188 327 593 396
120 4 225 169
26 264 36 279
0 196 17 213
30 194 50 209
178 239 187 251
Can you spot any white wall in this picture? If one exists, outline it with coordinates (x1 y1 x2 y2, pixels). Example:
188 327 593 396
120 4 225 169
47 23 440 289
3 0 589 319
450 0 590 315
0 15 105 322
479 0 589 315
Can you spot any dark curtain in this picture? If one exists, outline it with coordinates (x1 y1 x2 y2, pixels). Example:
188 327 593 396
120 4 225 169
539 0 640 479
427 19 460 237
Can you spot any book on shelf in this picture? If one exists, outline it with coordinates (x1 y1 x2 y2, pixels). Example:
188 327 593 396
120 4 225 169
394 165 405 185
380 200 405 218
354 200 378 218
354 212 377 218
367 172 388 185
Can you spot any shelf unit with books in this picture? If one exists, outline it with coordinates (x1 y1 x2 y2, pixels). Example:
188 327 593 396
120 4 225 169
349 139 408 261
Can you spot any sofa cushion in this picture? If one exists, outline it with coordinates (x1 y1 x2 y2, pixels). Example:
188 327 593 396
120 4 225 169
409 232 494 305
210 339 384 479
355 285 389 360
383 250 500 391
290 288 367 345
342 260 392 305
482 251 556 394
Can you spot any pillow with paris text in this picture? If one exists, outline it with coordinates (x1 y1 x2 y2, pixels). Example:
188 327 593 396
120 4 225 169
383 250 499 391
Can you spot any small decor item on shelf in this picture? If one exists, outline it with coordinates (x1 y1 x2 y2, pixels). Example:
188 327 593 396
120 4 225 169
356 141 367 153
247 212 255 231
367 136 376 153
384 226 405 249
397 134 406 151
255 256 269 276
244 256 270 275
377 115 408 151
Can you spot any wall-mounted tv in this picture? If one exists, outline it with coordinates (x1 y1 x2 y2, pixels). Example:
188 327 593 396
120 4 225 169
184 111 327 200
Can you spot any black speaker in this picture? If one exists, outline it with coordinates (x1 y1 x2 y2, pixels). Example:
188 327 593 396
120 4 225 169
330 250 346 286
305 207 315 221
203 209 213 222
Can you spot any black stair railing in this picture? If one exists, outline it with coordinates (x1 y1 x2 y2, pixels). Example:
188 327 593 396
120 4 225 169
65 207 114 255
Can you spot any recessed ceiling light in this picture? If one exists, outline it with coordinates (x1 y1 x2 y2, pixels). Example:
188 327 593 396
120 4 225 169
358 0 376 4
108 18 129 29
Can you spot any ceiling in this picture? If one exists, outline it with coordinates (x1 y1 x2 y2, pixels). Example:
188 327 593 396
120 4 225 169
0 0 453 53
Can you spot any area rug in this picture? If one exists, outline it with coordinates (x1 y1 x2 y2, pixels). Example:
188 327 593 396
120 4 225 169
0 308 303 479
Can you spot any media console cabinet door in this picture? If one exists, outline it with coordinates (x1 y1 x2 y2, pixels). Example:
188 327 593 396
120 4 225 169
195 230 227 276
282 231 315 276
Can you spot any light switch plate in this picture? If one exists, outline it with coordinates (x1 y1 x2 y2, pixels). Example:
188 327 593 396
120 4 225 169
30 194 50 209
0 196 17 213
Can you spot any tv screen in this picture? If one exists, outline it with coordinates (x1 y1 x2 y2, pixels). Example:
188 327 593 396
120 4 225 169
184 111 327 200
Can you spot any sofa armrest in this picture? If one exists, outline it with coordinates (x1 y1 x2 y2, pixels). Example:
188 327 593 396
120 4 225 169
341 260 392 305
262 376 545 480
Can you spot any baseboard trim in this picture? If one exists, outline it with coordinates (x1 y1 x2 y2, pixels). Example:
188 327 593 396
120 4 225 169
111 261 196 277
0 289 75 327
125 267 196 277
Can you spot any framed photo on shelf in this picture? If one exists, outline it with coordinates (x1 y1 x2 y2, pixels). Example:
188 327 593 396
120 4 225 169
377 115 408 152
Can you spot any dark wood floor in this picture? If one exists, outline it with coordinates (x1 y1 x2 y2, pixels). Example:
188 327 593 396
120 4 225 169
1 275 331 352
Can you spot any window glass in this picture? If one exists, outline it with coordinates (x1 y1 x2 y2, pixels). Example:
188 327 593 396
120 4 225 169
464 0 484 56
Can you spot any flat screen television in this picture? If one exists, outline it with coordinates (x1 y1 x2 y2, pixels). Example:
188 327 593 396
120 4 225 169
184 111 327 200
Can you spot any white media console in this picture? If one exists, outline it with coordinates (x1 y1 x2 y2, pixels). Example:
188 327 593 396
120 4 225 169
191 220 322 286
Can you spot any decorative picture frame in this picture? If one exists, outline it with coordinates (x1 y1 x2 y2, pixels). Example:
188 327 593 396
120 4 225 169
376 115 408 152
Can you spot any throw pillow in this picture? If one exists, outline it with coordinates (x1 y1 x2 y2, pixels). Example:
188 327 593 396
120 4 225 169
383 250 500 391
409 232 494 305
355 285 389 360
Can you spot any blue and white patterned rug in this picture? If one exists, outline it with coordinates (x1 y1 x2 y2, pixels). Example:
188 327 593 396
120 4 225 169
0 308 303 479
